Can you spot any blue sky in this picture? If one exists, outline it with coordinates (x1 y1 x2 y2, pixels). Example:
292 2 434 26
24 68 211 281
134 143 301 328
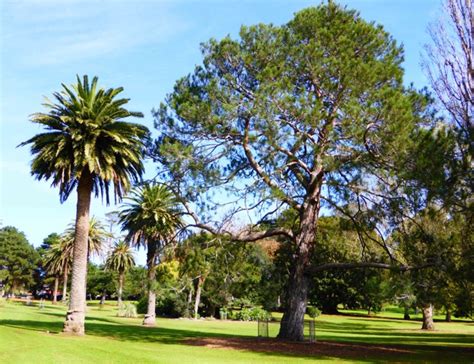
1 0 440 265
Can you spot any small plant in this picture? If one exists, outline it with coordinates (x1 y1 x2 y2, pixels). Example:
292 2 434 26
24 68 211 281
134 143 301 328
117 302 138 318
235 307 271 321
307 306 321 319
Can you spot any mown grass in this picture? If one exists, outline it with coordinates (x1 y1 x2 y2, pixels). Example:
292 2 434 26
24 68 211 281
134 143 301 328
0 300 472 363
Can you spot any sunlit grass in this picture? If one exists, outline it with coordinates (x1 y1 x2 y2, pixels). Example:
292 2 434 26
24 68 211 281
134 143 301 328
1 300 472 363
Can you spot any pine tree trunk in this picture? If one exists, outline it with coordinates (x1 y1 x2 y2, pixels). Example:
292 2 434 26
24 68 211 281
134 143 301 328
143 242 157 326
63 170 93 335
118 272 124 306
421 303 435 330
278 197 320 341
62 265 69 303
52 276 59 304
194 275 207 320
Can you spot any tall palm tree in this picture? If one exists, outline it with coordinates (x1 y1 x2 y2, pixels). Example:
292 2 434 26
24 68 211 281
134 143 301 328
44 237 74 304
20 75 148 335
104 241 135 306
119 183 182 326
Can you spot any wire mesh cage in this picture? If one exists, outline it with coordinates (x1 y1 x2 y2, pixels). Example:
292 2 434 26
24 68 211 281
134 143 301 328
307 319 316 343
257 319 269 338
257 319 317 342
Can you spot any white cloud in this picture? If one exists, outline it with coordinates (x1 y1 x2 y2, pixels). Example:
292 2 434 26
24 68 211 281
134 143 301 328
2 0 189 66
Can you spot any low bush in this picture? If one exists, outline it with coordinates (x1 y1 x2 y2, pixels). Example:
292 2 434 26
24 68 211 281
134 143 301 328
235 307 271 321
307 306 321 319
117 302 138 318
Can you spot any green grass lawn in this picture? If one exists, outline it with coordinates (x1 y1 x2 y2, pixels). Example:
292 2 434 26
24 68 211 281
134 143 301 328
0 300 472 363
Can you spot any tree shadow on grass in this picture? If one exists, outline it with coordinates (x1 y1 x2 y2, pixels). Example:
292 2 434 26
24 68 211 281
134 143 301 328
1 318 473 363
38 311 120 325
311 319 474 345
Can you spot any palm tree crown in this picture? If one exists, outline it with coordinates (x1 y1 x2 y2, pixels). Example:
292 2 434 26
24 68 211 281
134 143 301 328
43 236 74 276
119 183 183 248
19 75 149 204
62 217 111 258
105 241 135 274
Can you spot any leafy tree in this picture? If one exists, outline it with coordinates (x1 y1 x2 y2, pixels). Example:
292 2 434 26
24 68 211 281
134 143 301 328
86 263 115 303
123 266 148 300
33 233 61 299
119 183 183 326
0 227 39 295
395 208 462 330
177 233 216 319
152 4 434 340
104 241 135 305
176 232 270 319
20 75 148 335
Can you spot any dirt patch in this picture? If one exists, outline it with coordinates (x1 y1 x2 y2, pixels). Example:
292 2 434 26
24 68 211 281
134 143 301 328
183 337 419 360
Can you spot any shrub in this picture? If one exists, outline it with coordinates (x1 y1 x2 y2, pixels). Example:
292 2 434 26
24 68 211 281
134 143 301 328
307 305 321 319
235 307 271 321
136 297 147 314
135 295 185 318
117 302 138 318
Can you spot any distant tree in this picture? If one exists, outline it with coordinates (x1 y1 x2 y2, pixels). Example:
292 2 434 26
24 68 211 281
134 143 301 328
0 227 39 295
152 3 436 340
20 75 148 335
86 263 115 303
119 183 183 326
62 217 110 261
123 266 148 300
395 208 462 330
34 233 61 298
43 235 73 303
177 233 215 319
424 0 473 160
104 241 135 305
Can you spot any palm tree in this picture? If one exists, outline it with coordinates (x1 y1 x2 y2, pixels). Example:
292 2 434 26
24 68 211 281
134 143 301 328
20 75 148 335
44 237 74 304
104 241 135 306
119 183 182 326
63 217 110 261
59 217 109 303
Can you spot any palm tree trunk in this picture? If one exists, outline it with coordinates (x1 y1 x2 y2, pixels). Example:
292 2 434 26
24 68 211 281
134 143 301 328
143 242 157 326
62 265 69 303
52 276 59 304
278 196 320 341
421 303 435 330
63 170 93 335
118 271 124 306
193 274 207 320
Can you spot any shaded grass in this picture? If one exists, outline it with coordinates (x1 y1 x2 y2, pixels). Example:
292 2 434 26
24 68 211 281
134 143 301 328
0 300 473 363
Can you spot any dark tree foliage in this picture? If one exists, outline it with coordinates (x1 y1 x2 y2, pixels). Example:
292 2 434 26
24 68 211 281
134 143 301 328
86 263 116 300
0 226 39 294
